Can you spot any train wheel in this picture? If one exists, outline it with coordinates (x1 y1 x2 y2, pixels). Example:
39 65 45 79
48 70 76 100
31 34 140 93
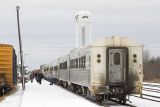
57 80 60 86
118 95 126 105
96 95 103 103
77 87 83 95
70 84 76 92
83 87 88 96
86 89 91 98
64 82 68 88
119 98 126 104
60 81 64 87
122 99 126 104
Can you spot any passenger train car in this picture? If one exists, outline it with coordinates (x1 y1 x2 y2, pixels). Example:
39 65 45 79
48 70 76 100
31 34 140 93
41 36 143 103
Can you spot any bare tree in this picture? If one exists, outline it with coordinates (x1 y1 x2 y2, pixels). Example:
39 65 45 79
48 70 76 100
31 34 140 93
143 50 160 82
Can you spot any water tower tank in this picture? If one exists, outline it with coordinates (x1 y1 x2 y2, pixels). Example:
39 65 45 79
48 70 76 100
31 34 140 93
75 11 92 47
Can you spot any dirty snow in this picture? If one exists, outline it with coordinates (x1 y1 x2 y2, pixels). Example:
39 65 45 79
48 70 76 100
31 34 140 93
0 80 160 107
21 80 101 107
0 84 24 107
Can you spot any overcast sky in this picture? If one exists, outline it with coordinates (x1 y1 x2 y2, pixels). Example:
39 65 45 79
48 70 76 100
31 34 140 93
1 0 160 70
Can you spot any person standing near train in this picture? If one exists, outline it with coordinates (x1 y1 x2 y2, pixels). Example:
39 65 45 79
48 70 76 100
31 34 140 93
29 72 34 83
49 71 56 85
37 72 44 84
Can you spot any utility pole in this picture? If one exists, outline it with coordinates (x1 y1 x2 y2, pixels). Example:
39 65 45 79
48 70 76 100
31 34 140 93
16 6 25 90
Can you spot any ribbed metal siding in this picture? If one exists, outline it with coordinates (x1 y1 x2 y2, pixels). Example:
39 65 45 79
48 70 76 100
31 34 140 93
0 44 17 88
70 69 90 86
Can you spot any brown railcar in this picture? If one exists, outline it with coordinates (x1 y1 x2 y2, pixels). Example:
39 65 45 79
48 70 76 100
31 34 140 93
0 44 17 95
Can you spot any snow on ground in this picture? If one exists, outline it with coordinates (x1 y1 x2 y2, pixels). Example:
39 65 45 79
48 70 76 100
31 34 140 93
1 81 160 107
21 80 102 107
127 82 160 107
142 82 160 102
0 84 24 107
128 95 160 107
143 82 160 86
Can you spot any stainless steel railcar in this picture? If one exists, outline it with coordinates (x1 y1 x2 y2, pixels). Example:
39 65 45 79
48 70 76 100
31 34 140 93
43 36 143 103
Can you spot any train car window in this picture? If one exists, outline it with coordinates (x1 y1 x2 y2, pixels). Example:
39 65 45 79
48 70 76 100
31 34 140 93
114 52 120 65
70 59 78 69
54 66 58 71
72 60 74 68
70 60 72 68
66 61 67 69
60 63 63 69
60 61 67 69
62 63 64 69
79 57 82 68
62 62 64 69
84 56 86 68
79 58 81 68
74 59 76 68
75 59 78 68
64 61 67 69
78 56 86 68
71 60 74 68
50 67 53 71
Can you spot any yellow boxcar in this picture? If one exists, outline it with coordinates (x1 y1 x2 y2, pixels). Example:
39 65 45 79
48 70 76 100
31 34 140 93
0 44 17 89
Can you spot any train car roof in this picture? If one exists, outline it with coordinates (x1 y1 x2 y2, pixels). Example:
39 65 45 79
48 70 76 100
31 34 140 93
90 36 143 47
70 36 143 53
0 44 14 47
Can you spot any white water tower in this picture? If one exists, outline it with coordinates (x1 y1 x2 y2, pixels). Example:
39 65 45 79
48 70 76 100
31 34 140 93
75 11 91 48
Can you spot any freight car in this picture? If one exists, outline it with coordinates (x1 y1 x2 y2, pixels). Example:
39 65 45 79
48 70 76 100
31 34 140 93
42 36 143 104
0 44 17 96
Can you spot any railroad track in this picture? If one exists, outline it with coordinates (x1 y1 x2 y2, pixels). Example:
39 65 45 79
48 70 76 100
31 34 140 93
143 83 160 102
131 83 160 103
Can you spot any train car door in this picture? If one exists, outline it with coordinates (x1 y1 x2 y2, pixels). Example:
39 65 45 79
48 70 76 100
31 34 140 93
108 48 127 85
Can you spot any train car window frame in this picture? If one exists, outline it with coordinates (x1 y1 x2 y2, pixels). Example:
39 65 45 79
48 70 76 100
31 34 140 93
46 68 49 71
83 56 86 68
54 66 58 71
50 67 53 71
75 58 78 68
114 52 120 65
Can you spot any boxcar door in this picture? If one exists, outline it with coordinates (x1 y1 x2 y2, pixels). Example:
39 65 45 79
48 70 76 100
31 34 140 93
108 49 127 84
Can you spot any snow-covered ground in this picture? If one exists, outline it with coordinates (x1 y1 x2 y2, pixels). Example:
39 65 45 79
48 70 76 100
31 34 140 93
21 80 102 107
142 82 160 102
126 82 160 107
128 95 160 107
0 80 160 107
0 84 24 107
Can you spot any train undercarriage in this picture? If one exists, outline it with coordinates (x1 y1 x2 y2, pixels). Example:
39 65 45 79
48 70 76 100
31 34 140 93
54 79 128 104
0 75 10 96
